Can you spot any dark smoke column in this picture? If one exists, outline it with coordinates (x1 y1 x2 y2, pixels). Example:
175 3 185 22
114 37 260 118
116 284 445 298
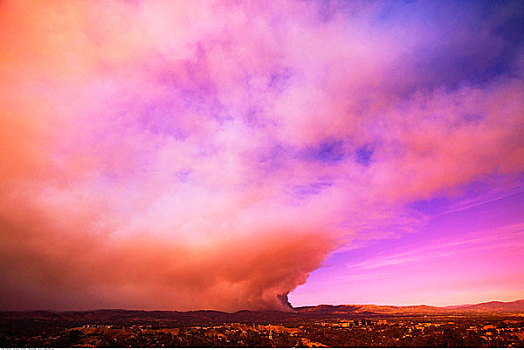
277 293 294 311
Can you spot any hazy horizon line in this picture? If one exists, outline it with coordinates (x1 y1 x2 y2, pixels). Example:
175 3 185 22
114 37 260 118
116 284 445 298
2 297 522 314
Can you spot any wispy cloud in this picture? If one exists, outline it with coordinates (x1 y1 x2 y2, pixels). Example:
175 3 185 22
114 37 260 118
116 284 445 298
347 223 524 271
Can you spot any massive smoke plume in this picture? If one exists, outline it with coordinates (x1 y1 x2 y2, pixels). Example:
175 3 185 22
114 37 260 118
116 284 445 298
0 0 523 311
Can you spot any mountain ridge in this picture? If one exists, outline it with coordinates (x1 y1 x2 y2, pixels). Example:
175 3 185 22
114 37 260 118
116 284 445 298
297 298 524 313
1 299 523 325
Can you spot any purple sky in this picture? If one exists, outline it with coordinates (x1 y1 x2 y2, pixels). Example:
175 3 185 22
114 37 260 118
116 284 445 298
291 178 524 306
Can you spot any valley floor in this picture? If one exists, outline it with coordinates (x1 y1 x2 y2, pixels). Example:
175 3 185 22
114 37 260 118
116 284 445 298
1 315 524 347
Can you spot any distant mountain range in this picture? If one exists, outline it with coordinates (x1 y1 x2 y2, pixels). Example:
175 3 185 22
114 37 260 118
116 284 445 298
295 299 524 317
1 299 523 326
444 299 524 313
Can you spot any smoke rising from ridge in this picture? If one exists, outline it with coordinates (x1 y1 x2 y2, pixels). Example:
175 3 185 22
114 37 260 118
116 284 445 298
0 0 523 311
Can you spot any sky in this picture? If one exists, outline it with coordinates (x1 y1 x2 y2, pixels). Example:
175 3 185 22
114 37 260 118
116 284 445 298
0 0 523 311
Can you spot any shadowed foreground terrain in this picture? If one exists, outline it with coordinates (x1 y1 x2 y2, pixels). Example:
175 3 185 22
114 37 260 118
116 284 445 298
1 300 523 347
